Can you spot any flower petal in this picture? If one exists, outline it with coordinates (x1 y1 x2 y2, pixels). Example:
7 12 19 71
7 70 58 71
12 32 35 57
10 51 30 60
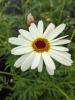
42 52 55 75
43 23 55 36
50 23 66 40
51 35 68 42
51 39 71 45
14 54 29 68
11 46 33 55
37 20 43 34
52 46 69 51
38 57 43 72
8 37 30 46
21 52 35 71
19 29 32 41
18 35 25 39
50 50 73 66
46 67 55 75
31 53 41 69
63 52 71 58
29 23 39 38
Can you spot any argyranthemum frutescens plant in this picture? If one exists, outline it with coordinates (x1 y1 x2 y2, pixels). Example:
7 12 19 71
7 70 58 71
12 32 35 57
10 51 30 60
8 20 73 75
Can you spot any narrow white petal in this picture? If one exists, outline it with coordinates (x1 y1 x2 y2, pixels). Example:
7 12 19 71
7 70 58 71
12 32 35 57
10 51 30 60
58 51 72 61
44 23 55 36
51 50 72 61
19 29 32 41
18 35 25 39
52 46 69 51
51 35 69 42
63 52 71 58
8 37 30 46
52 39 71 45
37 20 43 34
46 67 55 75
42 52 55 75
50 24 66 40
29 23 39 38
31 53 41 69
14 54 29 68
11 46 33 55
38 57 43 72
21 52 35 71
50 50 73 66
42 52 56 70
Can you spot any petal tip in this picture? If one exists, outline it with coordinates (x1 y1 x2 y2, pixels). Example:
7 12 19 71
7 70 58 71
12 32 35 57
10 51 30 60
18 29 22 33
31 66 35 70
39 20 43 23
21 67 25 72
8 38 11 43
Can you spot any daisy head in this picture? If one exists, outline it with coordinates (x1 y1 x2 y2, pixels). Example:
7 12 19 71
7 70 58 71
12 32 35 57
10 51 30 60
8 20 73 75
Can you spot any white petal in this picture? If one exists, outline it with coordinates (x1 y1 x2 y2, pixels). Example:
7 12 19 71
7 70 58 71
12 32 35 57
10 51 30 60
42 52 55 75
63 52 71 58
57 51 72 61
21 52 35 71
42 52 56 70
43 23 55 36
46 67 55 75
18 35 25 39
37 20 43 34
29 23 39 38
50 50 73 66
11 46 33 55
19 29 32 41
52 46 69 51
8 37 30 46
51 35 69 42
51 39 71 45
14 54 29 68
31 53 41 69
51 50 72 61
38 57 43 72
50 23 66 40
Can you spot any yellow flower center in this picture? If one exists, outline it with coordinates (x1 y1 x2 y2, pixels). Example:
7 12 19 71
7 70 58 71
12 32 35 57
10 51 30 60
32 38 50 52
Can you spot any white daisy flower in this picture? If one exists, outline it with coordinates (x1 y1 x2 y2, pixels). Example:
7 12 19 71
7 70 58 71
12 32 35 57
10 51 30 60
8 20 73 75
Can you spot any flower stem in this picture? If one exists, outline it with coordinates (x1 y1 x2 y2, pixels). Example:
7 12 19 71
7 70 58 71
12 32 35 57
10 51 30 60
70 29 75 41
0 71 14 76
58 0 65 24
53 84 72 100
2 85 13 91
0 71 20 79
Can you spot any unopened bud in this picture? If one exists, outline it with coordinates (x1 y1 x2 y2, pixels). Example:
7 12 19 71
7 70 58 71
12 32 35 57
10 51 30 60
27 13 35 26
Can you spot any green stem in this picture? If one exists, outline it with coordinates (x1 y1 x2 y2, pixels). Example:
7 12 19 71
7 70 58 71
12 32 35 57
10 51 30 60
70 29 75 41
53 84 72 100
0 71 14 76
68 29 75 47
0 71 20 79
46 80 72 100
2 85 13 90
58 0 65 24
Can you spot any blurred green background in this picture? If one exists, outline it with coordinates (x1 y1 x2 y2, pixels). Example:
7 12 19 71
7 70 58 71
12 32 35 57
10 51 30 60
0 0 75 100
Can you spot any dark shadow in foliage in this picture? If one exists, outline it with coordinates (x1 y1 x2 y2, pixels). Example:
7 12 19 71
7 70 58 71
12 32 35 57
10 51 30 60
5 0 22 15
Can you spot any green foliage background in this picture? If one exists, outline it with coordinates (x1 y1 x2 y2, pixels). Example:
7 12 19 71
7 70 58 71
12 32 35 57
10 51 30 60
0 0 75 100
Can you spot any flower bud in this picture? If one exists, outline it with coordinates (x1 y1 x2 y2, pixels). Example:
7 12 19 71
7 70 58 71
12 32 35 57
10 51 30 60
27 13 35 26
